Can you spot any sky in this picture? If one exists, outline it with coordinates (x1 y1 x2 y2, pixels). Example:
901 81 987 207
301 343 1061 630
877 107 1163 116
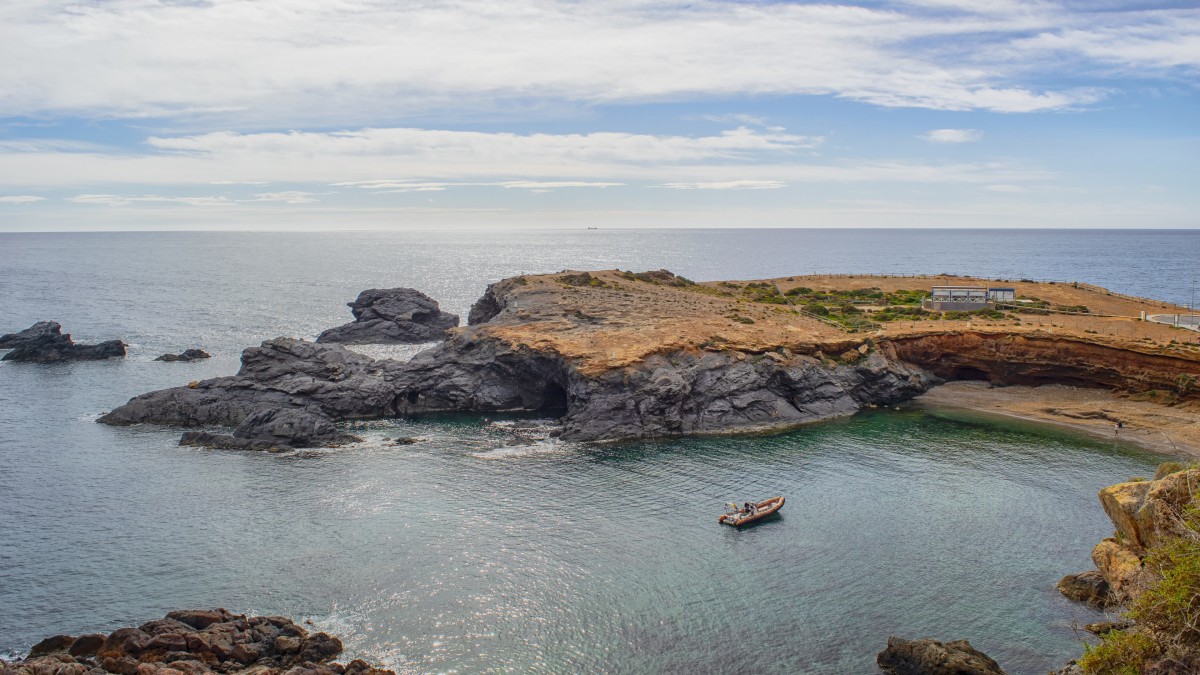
0 0 1197 231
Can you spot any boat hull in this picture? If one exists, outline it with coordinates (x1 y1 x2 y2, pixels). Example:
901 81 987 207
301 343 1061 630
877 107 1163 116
718 496 785 527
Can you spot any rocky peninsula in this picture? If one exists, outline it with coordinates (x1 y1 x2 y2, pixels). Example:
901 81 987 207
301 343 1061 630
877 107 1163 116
1 321 125 362
0 609 393 675
98 271 1200 447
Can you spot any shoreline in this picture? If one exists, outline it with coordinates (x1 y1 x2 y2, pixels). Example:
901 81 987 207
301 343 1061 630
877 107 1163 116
913 381 1200 458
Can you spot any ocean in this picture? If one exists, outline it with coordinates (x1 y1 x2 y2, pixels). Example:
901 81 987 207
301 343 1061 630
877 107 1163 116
2 229 1196 674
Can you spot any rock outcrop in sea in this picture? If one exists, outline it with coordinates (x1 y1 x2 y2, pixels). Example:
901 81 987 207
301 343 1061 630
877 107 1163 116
876 636 1006 674
98 334 933 443
0 608 393 675
315 288 458 344
0 321 126 362
156 349 212 362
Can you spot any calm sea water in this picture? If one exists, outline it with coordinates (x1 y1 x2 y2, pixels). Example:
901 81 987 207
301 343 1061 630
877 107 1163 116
1 229 1196 674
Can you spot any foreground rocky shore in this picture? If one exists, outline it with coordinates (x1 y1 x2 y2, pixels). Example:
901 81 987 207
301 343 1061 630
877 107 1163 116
96 271 1200 447
0 609 392 675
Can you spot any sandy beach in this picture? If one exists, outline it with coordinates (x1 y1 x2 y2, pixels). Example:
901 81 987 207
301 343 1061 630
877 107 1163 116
915 381 1200 458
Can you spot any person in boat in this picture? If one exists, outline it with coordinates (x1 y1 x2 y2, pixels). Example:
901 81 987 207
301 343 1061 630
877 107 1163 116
744 501 755 514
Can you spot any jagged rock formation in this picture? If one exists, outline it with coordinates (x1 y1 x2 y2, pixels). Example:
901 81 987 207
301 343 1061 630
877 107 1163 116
0 609 393 675
156 349 212 362
0 321 125 362
876 636 1006 674
467 278 524 325
316 288 458 344
98 333 933 442
1059 468 1200 606
180 408 360 452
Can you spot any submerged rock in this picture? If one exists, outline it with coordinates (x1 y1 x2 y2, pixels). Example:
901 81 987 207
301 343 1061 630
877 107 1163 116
1056 570 1114 607
316 288 458 344
0 321 125 362
0 608 394 675
156 349 212 362
876 636 1006 675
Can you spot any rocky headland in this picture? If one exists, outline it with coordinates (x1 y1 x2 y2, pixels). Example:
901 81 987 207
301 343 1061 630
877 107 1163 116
0 321 126 362
98 271 1200 448
315 288 458 345
0 609 393 675
1053 465 1200 673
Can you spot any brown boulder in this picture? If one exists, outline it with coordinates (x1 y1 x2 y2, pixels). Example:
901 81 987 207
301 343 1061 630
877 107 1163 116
877 636 1006 675
296 635 341 664
68 635 108 658
27 636 77 658
1092 538 1150 601
165 611 236 632
1056 570 1113 607
99 630 151 661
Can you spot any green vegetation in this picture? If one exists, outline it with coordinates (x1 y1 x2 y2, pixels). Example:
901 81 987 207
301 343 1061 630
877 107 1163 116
1079 492 1200 674
558 272 608 288
1177 374 1196 396
621 269 695 287
740 282 789 305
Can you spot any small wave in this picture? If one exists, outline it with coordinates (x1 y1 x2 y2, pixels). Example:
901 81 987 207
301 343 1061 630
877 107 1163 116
486 419 559 441
343 344 435 362
471 440 569 460
77 412 103 423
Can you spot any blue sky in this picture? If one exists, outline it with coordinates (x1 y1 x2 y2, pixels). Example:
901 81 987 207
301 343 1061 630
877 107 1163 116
0 0 1196 230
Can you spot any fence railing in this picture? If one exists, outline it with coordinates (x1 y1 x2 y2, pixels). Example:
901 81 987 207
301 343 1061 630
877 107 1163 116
784 273 1180 309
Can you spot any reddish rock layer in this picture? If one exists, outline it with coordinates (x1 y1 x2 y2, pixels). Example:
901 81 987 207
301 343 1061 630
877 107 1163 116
0 609 392 675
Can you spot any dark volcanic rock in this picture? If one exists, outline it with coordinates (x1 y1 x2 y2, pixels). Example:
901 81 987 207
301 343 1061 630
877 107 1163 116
98 281 935 443
98 338 397 428
179 431 291 453
0 609 394 675
316 288 458 344
0 321 125 362
179 408 359 451
1056 570 1114 607
156 349 212 362
877 636 1006 675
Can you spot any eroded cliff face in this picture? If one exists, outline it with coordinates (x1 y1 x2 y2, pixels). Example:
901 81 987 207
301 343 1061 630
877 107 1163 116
891 332 1200 397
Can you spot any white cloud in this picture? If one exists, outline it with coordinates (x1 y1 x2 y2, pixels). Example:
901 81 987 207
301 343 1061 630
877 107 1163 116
0 1 1192 124
0 125 1052 189
656 180 788 190
68 194 233 206
983 183 1028 193
250 191 319 204
921 128 984 143
0 195 45 203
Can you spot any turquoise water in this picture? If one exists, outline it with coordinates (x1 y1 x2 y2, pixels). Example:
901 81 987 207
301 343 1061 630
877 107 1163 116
0 229 1191 673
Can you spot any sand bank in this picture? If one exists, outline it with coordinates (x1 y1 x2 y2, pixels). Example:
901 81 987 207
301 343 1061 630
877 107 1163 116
914 381 1200 458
